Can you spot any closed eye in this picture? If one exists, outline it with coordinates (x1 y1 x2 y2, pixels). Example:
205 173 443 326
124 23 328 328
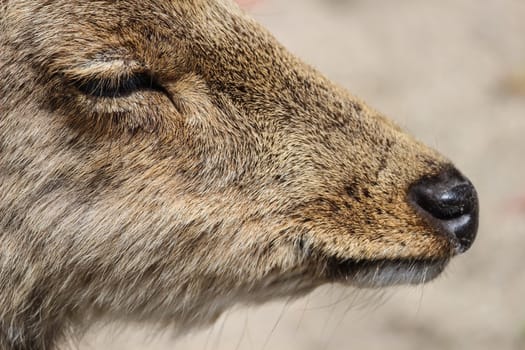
75 71 167 98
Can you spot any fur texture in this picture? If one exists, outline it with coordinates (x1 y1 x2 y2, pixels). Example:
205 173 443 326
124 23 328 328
1 1 462 349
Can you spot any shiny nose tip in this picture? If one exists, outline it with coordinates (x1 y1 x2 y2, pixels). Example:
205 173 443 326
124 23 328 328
409 167 479 253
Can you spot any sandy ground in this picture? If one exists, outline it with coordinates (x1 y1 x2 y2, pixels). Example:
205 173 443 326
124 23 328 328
77 0 525 349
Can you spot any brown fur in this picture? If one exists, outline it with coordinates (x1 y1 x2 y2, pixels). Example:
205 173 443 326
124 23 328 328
0 1 463 349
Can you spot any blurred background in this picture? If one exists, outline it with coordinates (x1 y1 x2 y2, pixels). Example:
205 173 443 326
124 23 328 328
78 0 525 349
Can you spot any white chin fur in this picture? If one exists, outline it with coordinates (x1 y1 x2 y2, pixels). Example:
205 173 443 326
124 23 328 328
343 259 449 288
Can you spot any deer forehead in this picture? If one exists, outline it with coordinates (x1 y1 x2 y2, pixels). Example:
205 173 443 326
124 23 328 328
6 0 268 73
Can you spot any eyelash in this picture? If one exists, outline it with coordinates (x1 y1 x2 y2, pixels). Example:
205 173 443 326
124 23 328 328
75 72 167 98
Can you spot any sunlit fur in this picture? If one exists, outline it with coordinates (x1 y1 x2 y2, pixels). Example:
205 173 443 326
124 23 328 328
1 1 458 349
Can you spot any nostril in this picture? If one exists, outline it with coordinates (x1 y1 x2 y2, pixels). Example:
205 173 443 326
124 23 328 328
409 167 479 253
413 183 476 220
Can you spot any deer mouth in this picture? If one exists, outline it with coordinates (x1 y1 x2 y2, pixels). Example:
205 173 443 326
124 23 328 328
325 257 450 288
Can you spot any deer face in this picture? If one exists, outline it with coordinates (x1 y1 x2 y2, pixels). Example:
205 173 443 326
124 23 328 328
0 0 478 327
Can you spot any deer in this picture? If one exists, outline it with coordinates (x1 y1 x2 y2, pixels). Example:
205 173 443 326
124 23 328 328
0 0 479 349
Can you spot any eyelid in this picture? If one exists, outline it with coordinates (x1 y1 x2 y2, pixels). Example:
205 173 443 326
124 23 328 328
63 57 168 98
74 71 167 98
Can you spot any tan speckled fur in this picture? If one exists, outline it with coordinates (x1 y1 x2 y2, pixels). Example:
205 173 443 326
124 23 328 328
1 1 457 349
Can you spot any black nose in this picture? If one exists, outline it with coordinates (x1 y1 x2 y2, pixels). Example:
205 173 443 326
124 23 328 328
409 167 479 253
